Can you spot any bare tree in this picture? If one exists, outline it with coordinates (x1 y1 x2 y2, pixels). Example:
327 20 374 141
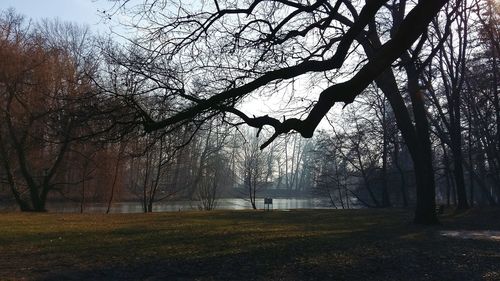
0 11 98 211
241 131 268 209
312 131 351 209
105 0 450 224
193 120 232 210
424 0 473 209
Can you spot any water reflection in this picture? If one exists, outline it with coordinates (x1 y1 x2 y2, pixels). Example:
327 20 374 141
41 198 333 213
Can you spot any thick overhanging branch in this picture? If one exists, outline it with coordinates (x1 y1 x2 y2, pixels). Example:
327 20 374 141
143 0 448 149
222 106 306 149
142 0 387 132
222 82 353 149
225 0 448 149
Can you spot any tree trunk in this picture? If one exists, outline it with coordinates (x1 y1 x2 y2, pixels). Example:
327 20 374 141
362 28 438 223
442 145 452 207
452 143 469 209
374 69 438 224
393 140 408 207
106 144 124 214
405 67 438 224
381 105 391 207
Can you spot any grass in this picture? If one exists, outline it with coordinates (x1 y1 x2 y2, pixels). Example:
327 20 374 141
0 208 499 280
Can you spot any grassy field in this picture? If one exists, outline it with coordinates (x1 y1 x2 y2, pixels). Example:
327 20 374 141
0 208 499 280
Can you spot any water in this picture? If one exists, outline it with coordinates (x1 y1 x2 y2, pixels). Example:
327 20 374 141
39 198 333 213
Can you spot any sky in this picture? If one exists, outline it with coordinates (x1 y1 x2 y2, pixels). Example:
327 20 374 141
0 0 333 130
0 0 114 34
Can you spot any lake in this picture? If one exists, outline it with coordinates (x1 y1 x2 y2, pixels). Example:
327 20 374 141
36 198 334 213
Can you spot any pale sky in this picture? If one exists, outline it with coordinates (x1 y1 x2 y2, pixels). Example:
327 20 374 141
0 0 114 34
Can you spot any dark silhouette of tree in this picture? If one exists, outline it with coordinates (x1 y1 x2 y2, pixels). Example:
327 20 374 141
424 0 471 210
104 0 449 223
